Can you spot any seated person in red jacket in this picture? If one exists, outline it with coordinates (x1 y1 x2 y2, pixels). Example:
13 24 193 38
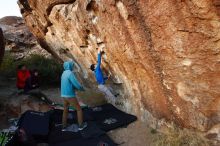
16 64 30 90
24 69 39 93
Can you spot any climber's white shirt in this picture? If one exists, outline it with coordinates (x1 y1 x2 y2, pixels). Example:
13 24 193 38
98 84 116 103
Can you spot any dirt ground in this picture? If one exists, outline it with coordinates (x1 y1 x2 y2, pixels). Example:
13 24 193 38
1 78 215 146
0 77 156 146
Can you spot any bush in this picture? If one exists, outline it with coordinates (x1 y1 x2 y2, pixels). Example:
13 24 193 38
0 52 17 78
0 53 62 86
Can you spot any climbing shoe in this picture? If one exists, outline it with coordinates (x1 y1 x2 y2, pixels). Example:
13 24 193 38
62 124 79 132
78 122 88 131
61 126 69 132
114 93 120 97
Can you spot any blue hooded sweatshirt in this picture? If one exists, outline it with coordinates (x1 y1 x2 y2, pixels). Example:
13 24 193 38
94 53 108 85
61 61 84 98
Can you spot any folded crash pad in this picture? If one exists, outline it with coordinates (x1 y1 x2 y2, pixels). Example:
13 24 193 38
17 110 50 143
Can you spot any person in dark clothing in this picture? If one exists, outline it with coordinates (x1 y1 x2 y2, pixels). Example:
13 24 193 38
24 69 39 93
24 69 54 105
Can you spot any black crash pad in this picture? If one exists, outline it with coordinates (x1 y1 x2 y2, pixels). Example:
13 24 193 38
48 108 94 128
12 104 137 145
80 121 105 139
90 104 137 131
17 110 50 143
48 124 81 144
50 135 117 146
48 121 105 144
18 111 49 136
49 104 137 132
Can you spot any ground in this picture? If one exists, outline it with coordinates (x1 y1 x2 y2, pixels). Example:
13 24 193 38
1 77 215 146
0 76 156 146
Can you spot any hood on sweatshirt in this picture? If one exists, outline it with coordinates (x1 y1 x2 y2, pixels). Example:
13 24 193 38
63 61 74 71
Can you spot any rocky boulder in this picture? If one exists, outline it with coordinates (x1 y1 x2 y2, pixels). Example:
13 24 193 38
0 16 50 60
18 0 220 134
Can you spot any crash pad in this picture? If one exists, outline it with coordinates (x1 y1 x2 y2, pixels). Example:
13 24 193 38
7 104 137 146
90 104 137 131
50 135 117 146
48 108 94 128
17 110 50 143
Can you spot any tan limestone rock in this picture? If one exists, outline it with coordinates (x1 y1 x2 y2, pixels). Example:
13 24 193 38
18 0 220 132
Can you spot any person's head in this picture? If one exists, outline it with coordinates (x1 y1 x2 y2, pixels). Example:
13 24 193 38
18 64 27 71
90 64 96 71
63 61 74 71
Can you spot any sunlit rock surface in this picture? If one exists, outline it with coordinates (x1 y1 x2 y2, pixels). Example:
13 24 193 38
18 0 220 134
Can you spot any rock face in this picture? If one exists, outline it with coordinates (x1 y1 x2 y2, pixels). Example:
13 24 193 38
0 16 50 60
19 0 220 132
0 27 5 64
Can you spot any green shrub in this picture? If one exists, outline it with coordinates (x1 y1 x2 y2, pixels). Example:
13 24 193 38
0 53 62 86
0 52 17 78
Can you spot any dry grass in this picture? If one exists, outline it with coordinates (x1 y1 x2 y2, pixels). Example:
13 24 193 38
153 126 211 146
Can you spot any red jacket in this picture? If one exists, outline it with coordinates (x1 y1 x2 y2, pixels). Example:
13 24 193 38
16 70 30 89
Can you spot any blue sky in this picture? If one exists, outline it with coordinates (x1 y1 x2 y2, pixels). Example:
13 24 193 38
0 0 21 18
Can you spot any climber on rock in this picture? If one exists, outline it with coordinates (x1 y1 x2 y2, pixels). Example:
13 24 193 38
61 61 87 131
90 47 118 104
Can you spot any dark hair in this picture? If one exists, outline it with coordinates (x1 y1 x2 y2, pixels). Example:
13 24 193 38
90 64 95 71
17 64 25 70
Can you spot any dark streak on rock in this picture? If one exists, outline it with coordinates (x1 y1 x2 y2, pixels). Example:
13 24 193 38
0 28 5 64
